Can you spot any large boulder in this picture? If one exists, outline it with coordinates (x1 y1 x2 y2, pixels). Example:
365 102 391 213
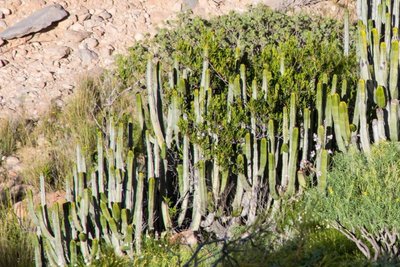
0 4 68 40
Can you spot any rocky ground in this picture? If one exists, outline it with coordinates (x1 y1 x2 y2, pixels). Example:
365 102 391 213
0 0 351 212
0 0 351 121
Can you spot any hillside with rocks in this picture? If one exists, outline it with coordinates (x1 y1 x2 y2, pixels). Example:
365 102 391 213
0 0 349 121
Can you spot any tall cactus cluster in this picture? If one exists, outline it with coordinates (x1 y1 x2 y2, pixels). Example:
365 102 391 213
28 1 400 263
347 0 400 148
29 51 351 265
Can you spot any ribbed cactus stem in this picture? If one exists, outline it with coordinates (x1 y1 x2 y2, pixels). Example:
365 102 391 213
372 28 380 79
385 13 391 56
258 138 267 176
146 58 165 148
245 132 252 182
178 134 190 226
286 127 299 197
97 131 104 194
116 123 124 170
325 94 332 129
240 64 247 105
268 153 278 199
232 154 245 215
332 93 347 152
344 9 350 56
301 108 310 166
268 119 275 154
281 107 289 190
359 28 371 80
262 68 269 100
147 177 155 232
390 100 399 141
376 85 387 108
339 101 351 146
358 79 371 153
378 42 388 88
134 172 144 253
395 0 400 29
389 41 399 99
376 108 387 141
33 235 42 267
52 204 67 266
125 151 134 212
316 81 323 126
317 149 328 193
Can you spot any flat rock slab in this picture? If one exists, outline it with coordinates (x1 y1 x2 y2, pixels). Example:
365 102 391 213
0 4 68 40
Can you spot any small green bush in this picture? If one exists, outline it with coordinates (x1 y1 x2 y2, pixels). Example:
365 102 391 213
117 5 357 111
306 142 400 262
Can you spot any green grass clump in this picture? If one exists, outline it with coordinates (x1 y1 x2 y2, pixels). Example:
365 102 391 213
0 202 34 267
0 117 34 158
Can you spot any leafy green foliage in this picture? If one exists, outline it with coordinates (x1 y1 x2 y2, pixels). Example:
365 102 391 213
117 5 357 110
308 142 400 232
306 142 400 261
114 5 357 169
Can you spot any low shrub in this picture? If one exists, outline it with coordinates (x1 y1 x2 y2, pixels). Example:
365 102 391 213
306 142 400 262
117 5 357 112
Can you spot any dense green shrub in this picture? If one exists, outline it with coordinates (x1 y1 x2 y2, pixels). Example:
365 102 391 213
117 5 357 111
306 142 400 262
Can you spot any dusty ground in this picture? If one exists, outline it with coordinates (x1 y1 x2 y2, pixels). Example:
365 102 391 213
0 0 351 121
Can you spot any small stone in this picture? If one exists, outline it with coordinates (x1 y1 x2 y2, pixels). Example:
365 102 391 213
134 32 144 41
46 46 71 61
5 156 20 170
64 29 91 43
0 38 5 47
0 8 12 16
98 10 112 20
68 22 85 31
84 37 99 49
92 26 105 36
0 59 9 67
0 20 7 30
0 11 4 19
78 48 98 64
75 6 90 21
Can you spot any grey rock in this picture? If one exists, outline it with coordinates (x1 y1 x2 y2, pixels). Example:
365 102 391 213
182 0 199 10
46 46 71 61
84 37 99 49
64 29 91 43
5 156 20 170
0 4 68 40
98 10 112 20
0 20 7 30
0 59 9 68
0 8 11 16
78 48 98 64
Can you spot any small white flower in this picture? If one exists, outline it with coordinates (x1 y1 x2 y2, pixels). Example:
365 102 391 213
310 151 315 158
313 133 318 142
327 134 333 140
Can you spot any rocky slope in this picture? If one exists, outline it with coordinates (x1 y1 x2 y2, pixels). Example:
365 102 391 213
0 0 351 121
